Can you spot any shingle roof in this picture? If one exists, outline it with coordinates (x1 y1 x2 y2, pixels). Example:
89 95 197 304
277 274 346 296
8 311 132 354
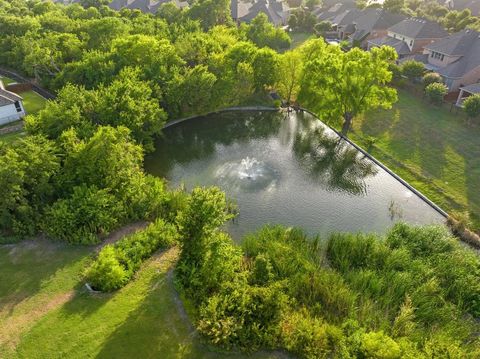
350 9 405 41
0 83 23 108
368 36 411 55
399 53 429 64
315 3 356 21
239 0 286 26
388 18 448 39
426 30 480 79
425 29 480 55
354 8 405 32
332 8 362 27
460 83 480 94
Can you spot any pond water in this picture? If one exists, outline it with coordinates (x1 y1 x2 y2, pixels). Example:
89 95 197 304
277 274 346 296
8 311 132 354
145 110 444 239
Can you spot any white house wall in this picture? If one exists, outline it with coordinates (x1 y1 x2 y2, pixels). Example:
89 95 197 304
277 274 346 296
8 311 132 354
0 103 24 125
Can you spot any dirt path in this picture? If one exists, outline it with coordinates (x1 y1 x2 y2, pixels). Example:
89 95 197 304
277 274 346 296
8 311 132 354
0 122 24 135
95 221 148 252
0 290 75 353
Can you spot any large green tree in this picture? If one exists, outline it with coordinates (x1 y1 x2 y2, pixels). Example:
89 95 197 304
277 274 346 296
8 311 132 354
0 136 60 238
299 43 398 135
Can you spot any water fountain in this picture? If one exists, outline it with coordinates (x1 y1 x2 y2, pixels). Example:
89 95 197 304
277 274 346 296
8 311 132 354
215 156 279 191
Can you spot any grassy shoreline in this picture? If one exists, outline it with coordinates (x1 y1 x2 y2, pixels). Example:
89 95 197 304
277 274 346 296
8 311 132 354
350 89 480 231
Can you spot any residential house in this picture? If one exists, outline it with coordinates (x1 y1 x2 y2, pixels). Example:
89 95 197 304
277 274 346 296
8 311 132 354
367 18 448 59
312 2 356 23
233 0 290 26
108 0 188 13
422 29 480 91
455 83 480 106
55 0 189 13
332 8 362 40
0 80 25 126
348 8 405 48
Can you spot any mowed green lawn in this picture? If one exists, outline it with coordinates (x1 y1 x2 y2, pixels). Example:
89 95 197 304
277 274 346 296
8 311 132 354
350 88 480 229
0 241 284 359
0 76 47 144
289 32 315 49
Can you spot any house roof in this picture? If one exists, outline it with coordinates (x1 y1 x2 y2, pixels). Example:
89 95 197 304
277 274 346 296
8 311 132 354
388 18 448 39
368 36 411 55
99 0 187 13
350 9 405 41
238 0 286 26
0 82 23 107
314 3 356 21
425 29 480 55
460 83 480 94
332 8 362 27
425 30 480 79
354 8 405 32
398 53 430 64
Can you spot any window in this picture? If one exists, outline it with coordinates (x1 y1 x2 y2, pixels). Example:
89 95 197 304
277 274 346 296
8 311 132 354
410 40 413 46
14 101 22 113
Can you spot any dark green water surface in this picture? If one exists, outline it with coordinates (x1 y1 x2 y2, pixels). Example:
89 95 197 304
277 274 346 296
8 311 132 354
145 111 444 239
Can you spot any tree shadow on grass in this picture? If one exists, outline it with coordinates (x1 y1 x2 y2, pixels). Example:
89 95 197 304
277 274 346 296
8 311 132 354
360 108 397 138
95 251 292 359
94 255 215 359
0 240 90 316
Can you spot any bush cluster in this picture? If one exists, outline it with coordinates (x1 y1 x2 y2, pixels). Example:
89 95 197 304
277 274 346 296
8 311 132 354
425 82 448 104
85 218 178 291
176 192 480 358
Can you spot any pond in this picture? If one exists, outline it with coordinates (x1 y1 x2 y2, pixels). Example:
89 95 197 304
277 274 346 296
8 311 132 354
145 110 444 239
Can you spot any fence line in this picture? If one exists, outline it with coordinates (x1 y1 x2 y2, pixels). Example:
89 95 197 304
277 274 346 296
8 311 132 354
0 67 55 100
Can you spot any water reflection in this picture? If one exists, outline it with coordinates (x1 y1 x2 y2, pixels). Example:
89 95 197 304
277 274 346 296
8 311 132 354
145 110 443 239
150 112 283 174
293 126 377 195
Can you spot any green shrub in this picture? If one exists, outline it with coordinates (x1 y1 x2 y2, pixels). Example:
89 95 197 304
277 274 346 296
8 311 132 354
292 270 356 321
197 281 288 351
281 309 346 359
422 72 443 88
425 82 448 104
85 245 130 292
386 223 454 257
0 135 60 238
85 218 178 291
243 226 319 279
463 94 480 120
326 232 388 272
401 60 425 81
44 185 122 244
361 331 401 359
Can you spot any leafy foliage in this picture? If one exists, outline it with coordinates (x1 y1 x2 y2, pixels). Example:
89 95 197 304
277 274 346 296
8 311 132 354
401 60 425 80
0 136 60 238
425 82 448 104
86 218 178 291
463 94 480 119
178 211 480 357
422 72 443 88
299 42 397 135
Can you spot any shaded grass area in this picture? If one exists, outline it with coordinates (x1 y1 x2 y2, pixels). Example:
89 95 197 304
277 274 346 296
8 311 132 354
0 241 285 359
21 90 46 115
0 76 15 86
350 89 480 230
0 131 26 145
289 32 314 49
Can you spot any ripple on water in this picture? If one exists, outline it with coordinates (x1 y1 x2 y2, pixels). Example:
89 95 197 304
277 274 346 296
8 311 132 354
215 156 279 192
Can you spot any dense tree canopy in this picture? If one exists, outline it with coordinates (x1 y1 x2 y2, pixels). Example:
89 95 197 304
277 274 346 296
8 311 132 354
299 42 398 135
